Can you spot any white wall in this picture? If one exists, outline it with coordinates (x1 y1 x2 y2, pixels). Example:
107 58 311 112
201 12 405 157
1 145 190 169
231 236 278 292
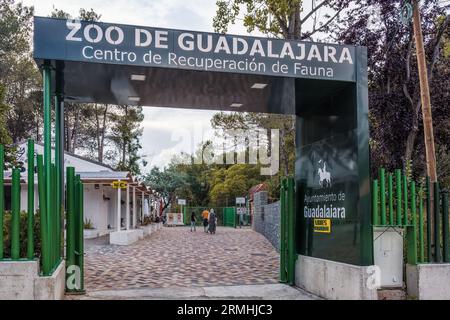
84 185 109 232
19 184 39 213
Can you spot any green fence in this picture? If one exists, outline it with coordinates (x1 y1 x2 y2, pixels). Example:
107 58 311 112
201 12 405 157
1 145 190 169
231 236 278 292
0 140 85 289
223 207 236 227
279 177 296 285
184 206 238 227
372 168 449 264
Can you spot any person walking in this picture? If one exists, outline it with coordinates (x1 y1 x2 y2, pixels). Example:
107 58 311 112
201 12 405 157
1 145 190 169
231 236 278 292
208 208 217 234
190 211 197 232
202 208 209 233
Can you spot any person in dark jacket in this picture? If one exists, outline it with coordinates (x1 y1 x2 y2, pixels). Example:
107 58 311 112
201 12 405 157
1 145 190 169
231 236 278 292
190 211 197 232
208 209 217 234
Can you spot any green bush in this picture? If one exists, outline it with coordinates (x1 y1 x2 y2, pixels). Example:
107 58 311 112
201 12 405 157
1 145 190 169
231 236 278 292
1 211 41 259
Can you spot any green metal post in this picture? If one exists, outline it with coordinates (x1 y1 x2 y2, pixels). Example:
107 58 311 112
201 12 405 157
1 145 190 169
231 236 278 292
0 145 4 259
419 193 425 263
27 139 35 259
388 173 394 225
426 177 432 262
55 94 64 260
279 179 287 283
396 170 402 226
37 155 50 274
410 181 417 263
433 182 440 262
48 164 53 267
372 179 379 225
77 176 85 291
66 167 75 270
287 177 295 285
442 192 449 263
403 174 408 226
43 64 52 269
11 168 21 259
380 169 386 225
51 164 57 266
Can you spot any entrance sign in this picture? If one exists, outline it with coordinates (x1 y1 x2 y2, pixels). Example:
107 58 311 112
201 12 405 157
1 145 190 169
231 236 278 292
34 17 356 82
33 17 371 268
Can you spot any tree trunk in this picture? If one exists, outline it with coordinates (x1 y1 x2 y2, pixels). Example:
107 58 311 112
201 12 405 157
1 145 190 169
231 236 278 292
99 104 108 163
72 109 80 153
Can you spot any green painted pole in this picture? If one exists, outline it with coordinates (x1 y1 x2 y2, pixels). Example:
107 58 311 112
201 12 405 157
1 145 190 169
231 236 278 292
27 139 35 259
403 174 408 226
426 177 432 262
78 177 85 291
372 179 379 225
11 168 21 259
380 169 386 225
48 164 54 268
388 174 394 225
279 179 287 283
410 181 417 263
287 177 295 285
51 164 56 266
419 193 425 263
66 167 75 269
433 182 440 262
396 170 402 226
0 145 4 259
55 94 63 261
37 155 50 274
43 64 52 269
442 192 448 263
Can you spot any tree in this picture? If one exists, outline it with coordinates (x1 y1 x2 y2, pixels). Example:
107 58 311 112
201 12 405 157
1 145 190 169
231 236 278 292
335 0 450 184
50 7 103 154
0 84 14 164
0 0 41 144
108 105 144 175
214 0 362 40
144 166 187 211
209 164 262 206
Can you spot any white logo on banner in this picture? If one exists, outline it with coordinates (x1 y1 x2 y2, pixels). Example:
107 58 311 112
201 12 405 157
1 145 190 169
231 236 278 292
318 160 331 188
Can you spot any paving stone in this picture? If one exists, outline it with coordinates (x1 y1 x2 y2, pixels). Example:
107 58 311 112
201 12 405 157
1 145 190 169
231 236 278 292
84 227 279 292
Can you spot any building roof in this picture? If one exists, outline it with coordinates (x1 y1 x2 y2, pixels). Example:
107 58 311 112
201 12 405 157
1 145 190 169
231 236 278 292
31 141 116 171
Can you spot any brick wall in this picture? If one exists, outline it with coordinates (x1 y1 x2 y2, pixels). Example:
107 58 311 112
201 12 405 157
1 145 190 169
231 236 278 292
252 191 280 251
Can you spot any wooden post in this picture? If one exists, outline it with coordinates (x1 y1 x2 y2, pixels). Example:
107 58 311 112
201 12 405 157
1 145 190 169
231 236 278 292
412 0 437 182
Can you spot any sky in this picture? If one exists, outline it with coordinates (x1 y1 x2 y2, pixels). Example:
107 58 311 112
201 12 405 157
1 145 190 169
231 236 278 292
22 0 264 172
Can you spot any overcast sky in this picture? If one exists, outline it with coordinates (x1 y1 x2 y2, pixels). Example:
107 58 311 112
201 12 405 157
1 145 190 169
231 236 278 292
22 0 265 172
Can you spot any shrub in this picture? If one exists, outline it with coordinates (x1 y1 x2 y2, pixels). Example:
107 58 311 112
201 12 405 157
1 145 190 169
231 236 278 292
1 210 41 259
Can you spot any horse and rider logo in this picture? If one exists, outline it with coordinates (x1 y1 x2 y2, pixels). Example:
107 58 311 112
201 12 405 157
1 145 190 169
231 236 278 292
317 160 332 188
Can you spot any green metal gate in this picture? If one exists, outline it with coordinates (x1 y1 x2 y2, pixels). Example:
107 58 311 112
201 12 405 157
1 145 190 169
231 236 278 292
280 177 296 285
223 207 236 228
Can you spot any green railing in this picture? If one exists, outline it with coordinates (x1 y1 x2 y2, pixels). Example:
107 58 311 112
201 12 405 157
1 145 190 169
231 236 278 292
372 168 449 264
0 140 37 261
0 140 85 288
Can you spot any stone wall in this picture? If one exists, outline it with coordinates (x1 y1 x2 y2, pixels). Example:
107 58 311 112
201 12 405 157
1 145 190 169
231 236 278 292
252 191 280 251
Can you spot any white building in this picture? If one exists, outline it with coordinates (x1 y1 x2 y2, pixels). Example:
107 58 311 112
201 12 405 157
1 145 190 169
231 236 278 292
3 141 154 243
